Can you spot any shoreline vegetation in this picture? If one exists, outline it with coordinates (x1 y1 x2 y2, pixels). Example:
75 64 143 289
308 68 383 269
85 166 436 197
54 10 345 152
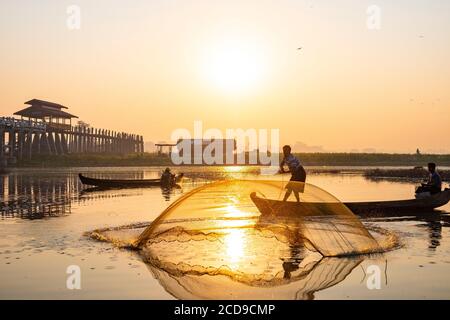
1 153 448 182
10 152 450 167
5 153 450 179
363 168 449 181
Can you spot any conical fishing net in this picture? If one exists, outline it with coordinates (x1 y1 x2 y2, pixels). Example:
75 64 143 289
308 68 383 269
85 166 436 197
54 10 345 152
89 180 393 299
136 180 381 257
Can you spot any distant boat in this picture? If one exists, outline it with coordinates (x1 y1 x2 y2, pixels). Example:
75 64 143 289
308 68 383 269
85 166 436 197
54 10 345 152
250 189 450 216
78 173 183 189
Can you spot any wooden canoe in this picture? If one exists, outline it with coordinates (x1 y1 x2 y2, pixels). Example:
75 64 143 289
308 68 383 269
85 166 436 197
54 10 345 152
250 188 450 217
78 173 183 189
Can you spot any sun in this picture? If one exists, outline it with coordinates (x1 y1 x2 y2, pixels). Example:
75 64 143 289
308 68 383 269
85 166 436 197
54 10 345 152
201 40 268 95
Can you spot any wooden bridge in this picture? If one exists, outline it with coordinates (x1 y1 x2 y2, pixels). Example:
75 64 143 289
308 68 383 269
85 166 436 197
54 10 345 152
0 99 144 166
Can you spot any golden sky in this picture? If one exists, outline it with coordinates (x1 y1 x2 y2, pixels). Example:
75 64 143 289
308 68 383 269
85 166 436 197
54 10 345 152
0 0 449 153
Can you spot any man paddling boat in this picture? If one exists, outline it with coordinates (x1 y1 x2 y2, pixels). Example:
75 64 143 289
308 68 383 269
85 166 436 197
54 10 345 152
279 145 307 201
160 167 175 186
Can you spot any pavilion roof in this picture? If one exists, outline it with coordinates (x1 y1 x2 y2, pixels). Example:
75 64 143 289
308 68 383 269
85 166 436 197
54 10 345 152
25 99 68 109
14 99 78 119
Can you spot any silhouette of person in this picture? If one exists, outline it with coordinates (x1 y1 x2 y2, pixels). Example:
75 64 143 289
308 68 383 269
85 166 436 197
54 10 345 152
279 145 306 201
416 163 442 195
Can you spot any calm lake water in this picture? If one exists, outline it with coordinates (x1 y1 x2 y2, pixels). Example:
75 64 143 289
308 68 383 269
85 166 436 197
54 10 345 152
1 166 449 299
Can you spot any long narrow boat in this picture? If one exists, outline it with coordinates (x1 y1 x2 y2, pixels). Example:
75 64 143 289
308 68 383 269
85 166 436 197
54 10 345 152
250 189 450 216
78 173 183 189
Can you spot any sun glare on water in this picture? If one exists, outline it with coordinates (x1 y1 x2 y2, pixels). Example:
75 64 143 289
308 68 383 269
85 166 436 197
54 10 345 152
224 229 246 269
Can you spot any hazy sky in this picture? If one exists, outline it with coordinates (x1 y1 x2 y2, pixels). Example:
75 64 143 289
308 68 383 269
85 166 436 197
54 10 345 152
1 0 449 153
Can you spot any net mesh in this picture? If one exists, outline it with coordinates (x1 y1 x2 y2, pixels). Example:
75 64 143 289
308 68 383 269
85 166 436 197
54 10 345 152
146 255 363 300
136 180 381 257
89 180 397 299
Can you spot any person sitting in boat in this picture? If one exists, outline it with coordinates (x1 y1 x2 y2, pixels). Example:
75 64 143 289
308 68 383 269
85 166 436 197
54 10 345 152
279 145 306 201
416 163 442 195
160 167 175 185
426 163 442 194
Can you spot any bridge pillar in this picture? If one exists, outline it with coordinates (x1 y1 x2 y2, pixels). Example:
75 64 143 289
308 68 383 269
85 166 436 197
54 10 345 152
77 127 81 153
108 131 113 153
90 128 94 153
7 129 15 159
121 133 125 154
105 130 109 153
99 129 103 153
84 128 89 153
88 128 92 153
17 130 24 160
93 128 97 153
40 132 51 155
73 127 78 153
0 129 4 158
94 129 97 152
26 130 33 159
71 127 75 153
67 130 72 153
117 132 120 154
54 132 62 155
110 131 114 153
81 127 85 153
119 133 123 154
32 132 40 154
110 130 114 153
82 127 87 153
48 132 57 155
61 132 68 154
104 130 108 153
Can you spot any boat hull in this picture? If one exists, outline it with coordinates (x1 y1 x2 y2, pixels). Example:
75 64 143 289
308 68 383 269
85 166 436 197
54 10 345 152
345 189 450 215
250 189 450 217
78 173 183 189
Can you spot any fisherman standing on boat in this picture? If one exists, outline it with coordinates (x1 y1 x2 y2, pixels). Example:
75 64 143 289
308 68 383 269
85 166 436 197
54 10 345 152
279 145 307 201
416 162 442 195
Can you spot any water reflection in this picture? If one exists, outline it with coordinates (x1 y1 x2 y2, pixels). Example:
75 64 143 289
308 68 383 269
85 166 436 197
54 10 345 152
224 229 246 270
426 218 446 251
422 218 443 250
282 243 304 280
145 253 363 300
0 171 181 219
3 166 450 300
365 213 448 252
138 223 364 300
161 185 182 202
0 173 76 219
